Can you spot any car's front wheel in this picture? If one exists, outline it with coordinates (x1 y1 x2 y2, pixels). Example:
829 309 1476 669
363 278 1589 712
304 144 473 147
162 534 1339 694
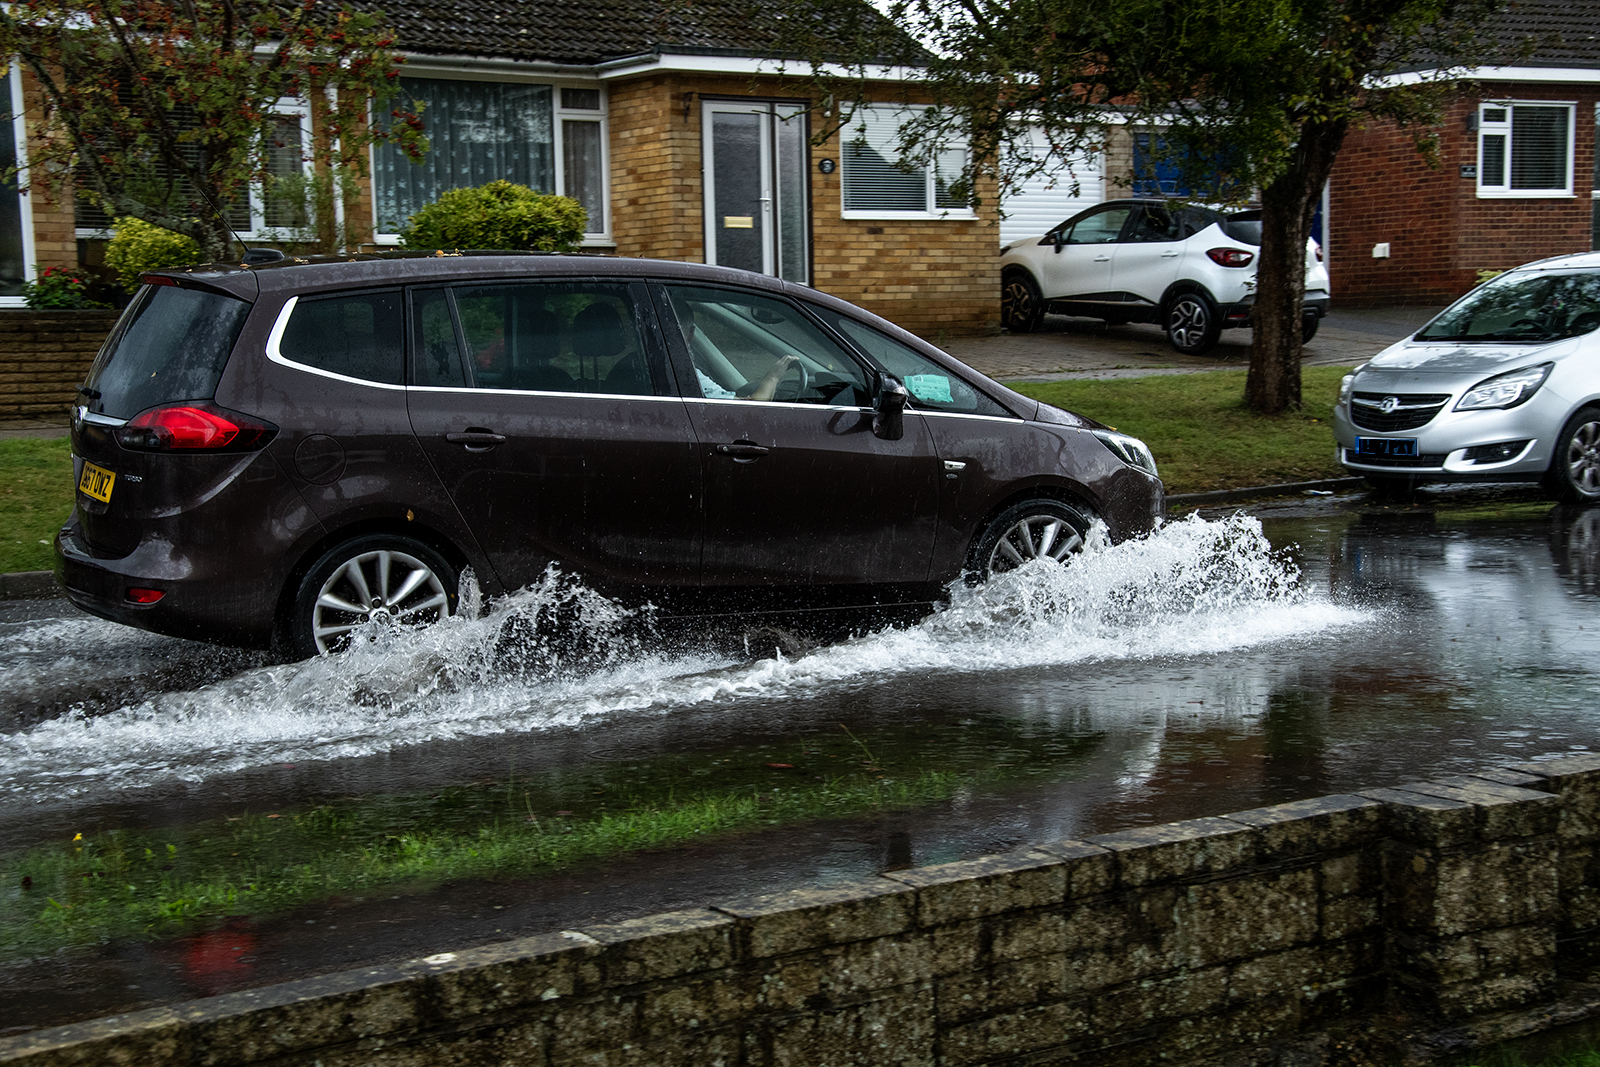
1545 406 1600 504
969 499 1093 580
1001 273 1043 333
289 534 457 658
1165 292 1221 355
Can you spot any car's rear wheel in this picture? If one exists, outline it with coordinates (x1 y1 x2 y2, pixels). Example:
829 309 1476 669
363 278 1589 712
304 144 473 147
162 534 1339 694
1001 273 1043 333
290 534 457 658
1301 312 1321 344
970 499 1093 580
1545 406 1600 504
1165 292 1221 355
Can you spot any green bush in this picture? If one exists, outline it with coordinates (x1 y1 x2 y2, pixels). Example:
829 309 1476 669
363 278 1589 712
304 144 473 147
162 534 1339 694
103 217 203 290
400 180 586 253
21 265 106 309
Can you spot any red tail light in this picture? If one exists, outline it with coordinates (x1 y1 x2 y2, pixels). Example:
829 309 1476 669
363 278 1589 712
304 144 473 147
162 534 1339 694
115 403 278 452
126 588 166 604
141 275 179 287
1206 248 1255 267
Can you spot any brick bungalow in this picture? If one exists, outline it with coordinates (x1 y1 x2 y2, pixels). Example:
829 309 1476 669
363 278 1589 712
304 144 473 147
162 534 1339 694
1326 1 1600 305
0 0 1002 340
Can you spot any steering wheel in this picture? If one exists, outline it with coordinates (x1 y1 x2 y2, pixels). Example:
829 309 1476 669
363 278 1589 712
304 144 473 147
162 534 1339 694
774 358 810 402
1508 318 1550 336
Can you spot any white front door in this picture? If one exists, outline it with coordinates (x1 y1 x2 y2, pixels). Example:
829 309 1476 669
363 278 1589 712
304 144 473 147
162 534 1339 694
702 101 809 284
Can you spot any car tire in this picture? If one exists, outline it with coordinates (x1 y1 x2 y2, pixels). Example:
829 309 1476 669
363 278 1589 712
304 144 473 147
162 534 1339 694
1301 313 1320 344
1001 273 1044 333
1165 292 1221 355
969 498 1093 580
288 534 457 659
1544 406 1600 504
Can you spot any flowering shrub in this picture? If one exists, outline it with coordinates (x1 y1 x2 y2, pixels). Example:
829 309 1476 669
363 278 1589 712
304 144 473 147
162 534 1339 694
21 266 107 309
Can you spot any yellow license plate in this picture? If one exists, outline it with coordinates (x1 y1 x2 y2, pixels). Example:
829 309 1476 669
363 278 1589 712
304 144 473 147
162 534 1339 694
78 461 115 503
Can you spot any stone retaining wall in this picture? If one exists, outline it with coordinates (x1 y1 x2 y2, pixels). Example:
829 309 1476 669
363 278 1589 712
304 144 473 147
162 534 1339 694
0 311 119 418
8 755 1600 1066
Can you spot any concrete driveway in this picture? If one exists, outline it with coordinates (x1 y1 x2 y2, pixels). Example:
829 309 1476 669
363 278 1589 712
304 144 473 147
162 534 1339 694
941 305 1445 382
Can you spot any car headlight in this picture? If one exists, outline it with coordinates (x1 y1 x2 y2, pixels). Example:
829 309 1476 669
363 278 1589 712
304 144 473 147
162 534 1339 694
1092 429 1158 477
1338 374 1354 406
1454 362 1553 411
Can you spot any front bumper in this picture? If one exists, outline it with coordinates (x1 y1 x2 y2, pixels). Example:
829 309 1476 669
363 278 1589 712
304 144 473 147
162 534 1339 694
1332 391 1562 482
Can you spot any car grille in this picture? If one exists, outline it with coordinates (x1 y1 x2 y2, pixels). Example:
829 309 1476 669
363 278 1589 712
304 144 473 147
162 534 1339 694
1342 448 1448 468
1350 392 1452 431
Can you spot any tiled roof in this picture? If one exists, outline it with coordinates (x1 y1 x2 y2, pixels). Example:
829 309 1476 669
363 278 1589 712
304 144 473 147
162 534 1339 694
1491 0 1600 67
365 0 912 66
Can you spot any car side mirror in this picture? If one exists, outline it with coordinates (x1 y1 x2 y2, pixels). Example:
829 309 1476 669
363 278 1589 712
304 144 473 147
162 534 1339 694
873 377 908 441
1053 231 1066 253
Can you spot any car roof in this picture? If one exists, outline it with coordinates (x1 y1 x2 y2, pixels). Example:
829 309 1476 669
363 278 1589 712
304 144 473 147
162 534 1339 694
1508 250 1600 273
150 252 795 302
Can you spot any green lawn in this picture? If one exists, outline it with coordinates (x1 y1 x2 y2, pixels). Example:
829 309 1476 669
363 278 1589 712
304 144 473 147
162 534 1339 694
1010 366 1353 495
0 438 72 573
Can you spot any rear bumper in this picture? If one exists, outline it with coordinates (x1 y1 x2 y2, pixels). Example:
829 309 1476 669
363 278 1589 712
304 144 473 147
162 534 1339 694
1222 291 1331 328
55 517 282 649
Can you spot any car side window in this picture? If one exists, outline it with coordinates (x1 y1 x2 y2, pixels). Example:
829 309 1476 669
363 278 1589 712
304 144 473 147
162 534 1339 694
1179 207 1223 237
812 307 1013 417
410 288 467 387
663 286 873 406
1126 206 1180 243
1063 206 1133 244
451 282 655 395
278 290 404 385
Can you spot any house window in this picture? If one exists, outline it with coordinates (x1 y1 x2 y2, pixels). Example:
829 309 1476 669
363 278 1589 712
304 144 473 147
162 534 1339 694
841 105 971 219
372 77 608 240
73 106 311 239
1478 101 1575 198
0 67 33 300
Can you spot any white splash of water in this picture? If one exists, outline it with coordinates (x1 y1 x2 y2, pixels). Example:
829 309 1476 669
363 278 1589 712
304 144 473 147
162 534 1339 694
0 513 1365 800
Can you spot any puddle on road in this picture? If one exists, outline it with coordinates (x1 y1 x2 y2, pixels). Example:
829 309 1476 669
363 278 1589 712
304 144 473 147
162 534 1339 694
6 506 1600 1032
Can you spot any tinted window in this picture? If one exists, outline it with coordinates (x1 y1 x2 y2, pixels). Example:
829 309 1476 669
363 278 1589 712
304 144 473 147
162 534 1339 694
279 290 404 384
814 308 1012 417
84 284 251 419
1221 211 1263 246
665 286 872 405
453 282 653 395
1126 206 1180 243
411 288 466 387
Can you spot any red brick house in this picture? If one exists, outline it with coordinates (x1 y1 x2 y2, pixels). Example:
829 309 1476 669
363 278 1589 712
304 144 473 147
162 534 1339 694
0 0 1002 338
1327 1 1600 304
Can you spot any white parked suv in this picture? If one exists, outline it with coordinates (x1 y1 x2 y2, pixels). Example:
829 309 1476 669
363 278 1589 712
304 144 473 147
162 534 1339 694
998 199 1332 355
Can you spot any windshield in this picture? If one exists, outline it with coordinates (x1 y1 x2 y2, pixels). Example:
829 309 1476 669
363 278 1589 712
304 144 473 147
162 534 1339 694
1415 270 1600 343
83 284 252 419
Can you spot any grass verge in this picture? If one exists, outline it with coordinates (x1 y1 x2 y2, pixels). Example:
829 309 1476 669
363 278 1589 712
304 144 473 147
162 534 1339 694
0 438 72 573
1009 367 1353 495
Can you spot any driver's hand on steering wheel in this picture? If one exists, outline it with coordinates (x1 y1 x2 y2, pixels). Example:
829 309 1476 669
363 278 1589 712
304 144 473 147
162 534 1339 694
748 355 800 402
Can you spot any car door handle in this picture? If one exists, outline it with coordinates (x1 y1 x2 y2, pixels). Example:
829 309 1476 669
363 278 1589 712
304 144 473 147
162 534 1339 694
1093 254 1111 262
445 431 507 452
716 442 770 460
1161 250 1180 258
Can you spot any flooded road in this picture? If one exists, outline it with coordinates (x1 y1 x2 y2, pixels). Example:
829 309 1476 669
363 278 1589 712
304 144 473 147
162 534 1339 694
4 501 1599 1031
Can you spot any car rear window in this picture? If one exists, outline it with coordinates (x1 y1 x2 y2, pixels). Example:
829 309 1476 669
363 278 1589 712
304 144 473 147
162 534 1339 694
277 290 404 384
1221 212 1263 246
83 284 251 420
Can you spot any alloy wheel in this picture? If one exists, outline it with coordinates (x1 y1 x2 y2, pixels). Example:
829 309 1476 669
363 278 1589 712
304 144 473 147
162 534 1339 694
311 549 451 654
986 513 1085 574
1168 296 1211 352
1564 418 1600 497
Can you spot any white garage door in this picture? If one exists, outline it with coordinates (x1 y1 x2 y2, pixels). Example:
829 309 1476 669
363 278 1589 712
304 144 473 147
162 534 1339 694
999 146 1105 247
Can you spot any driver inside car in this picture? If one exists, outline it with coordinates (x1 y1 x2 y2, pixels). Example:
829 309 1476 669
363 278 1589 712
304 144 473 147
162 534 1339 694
679 304 802 401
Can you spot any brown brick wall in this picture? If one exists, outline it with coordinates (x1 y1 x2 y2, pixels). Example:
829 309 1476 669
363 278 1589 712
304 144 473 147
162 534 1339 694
0 311 118 417
605 73 1002 339
19 69 79 275
1328 85 1597 305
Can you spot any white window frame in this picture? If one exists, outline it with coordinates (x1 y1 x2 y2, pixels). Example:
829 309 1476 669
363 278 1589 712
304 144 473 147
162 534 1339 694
839 103 975 221
1477 99 1576 199
1 64 39 307
73 98 314 242
368 74 611 247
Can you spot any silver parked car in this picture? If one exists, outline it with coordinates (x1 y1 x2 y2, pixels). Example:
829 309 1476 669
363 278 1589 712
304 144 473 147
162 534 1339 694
1333 252 1600 500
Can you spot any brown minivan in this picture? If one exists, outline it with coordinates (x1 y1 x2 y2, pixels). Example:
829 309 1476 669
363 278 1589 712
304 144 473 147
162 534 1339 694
56 253 1164 659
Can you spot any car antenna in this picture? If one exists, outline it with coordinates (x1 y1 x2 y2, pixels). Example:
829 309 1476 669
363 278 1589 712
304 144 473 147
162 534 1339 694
189 182 285 266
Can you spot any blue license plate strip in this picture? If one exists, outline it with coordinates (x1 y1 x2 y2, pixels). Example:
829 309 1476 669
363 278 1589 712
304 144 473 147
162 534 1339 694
1354 436 1418 457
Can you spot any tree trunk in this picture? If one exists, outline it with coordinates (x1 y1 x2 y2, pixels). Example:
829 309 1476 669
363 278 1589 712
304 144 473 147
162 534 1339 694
1244 119 1348 414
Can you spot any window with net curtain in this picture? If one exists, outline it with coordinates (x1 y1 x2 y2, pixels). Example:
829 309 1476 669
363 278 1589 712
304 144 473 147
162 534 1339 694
373 77 555 235
841 105 969 216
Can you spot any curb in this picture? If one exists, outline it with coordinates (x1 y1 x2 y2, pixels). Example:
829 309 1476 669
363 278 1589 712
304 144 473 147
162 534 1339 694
1166 477 1366 506
0 570 59 601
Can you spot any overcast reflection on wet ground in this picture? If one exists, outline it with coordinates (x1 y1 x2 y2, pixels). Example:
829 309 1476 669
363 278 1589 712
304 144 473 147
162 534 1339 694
4 499 1600 1032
